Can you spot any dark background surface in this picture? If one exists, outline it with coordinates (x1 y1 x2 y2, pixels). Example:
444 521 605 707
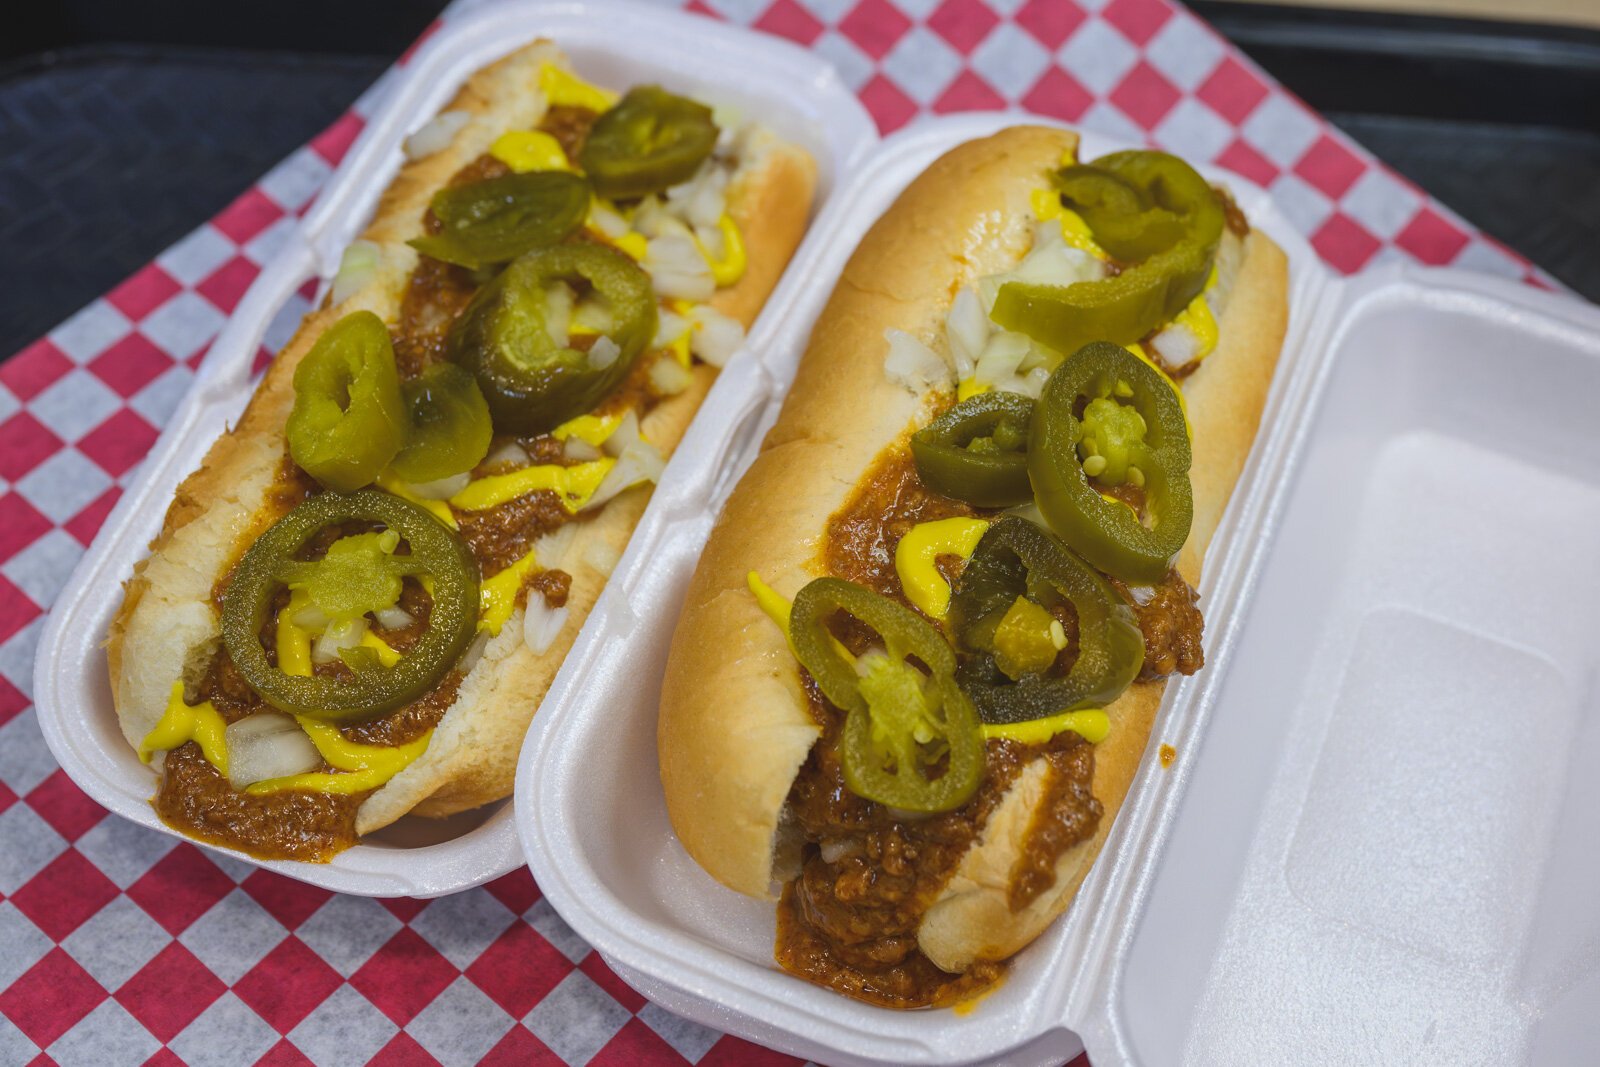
2 0 1597 358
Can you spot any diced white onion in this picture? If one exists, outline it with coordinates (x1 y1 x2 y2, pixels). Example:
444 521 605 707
974 332 1031 388
650 356 693 395
1128 584 1157 606
331 240 380 307
484 440 530 470
375 606 414 631
563 437 602 462
644 234 715 302
1018 365 1051 399
403 110 470 161
1003 500 1046 528
688 305 743 368
666 161 729 230
584 438 666 511
405 471 471 500
313 617 368 664
604 410 642 457
977 223 1105 312
225 714 320 788
291 600 330 630
818 838 863 864
589 201 630 239
586 335 621 370
1150 322 1200 369
545 283 575 346
522 592 569 655
653 309 689 349
944 287 988 380
883 329 952 393
631 195 673 239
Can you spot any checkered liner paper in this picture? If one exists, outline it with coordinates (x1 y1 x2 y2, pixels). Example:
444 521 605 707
0 0 1554 1063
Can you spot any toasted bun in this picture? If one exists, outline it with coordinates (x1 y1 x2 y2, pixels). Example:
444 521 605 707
657 126 1287 972
108 41 817 837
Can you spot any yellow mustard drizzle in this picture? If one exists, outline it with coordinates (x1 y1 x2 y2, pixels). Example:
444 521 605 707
1029 187 1109 261
981 708 1109 746
489 130 570 173
894 518 991 620
538 62 616 112
245 718 433 796
449 459 613 513
480 547 539 636
141 683 229 775
375 470 457 528
695 215 747 287
277 589 315 678
956 377 988 402
551 411 623 448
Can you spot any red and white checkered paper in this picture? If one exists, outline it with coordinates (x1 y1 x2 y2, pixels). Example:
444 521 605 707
0 0 1551 1063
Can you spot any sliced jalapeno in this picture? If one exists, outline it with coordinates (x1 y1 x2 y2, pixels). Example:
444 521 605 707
221 490 479 723
1029 342 1192 583
993 150 1223 354
791 578 984 813
950 516 1143 725
910 391 1034 508
449 243 657 435
286 311 407 492
578 86 719 199
409 170 591 271
390 363 494 484
1052 165 1185 262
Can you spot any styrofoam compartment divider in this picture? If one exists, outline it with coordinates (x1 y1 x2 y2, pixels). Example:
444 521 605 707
31 0 877 898
517 110 1600 1066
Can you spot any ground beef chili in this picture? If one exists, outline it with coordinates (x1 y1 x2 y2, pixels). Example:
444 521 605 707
540 105 598 162
1114 570 1205 680
773 444 1109 1006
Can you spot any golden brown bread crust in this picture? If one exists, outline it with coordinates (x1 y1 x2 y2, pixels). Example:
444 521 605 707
657 125 1288 971
108 40 817 837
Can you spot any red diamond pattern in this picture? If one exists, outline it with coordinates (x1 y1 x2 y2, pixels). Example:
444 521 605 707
1015 0 1084 48
25 771 107 842
928 0 1000 54
0 492 52 563
1293 133 1366 198
752 0 824 45
127 845 236 935
115 943 226 1042
0 411 64 480
1395 206 1472 265
1196 54 1269 124
1313 211 1384 274
1103 0 1173 46
839 0 913 61
0 950 107 1048
10 851 119 940
105 266 182 323
76 409 160 479
350 928 459 1026
87 333 172 399
1110 60 1181 129
0 1 1549 1063
235 938 344 1033
0 339 73 402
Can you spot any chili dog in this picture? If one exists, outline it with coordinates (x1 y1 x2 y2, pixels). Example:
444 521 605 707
110 42 816 861
658 126 1286 1007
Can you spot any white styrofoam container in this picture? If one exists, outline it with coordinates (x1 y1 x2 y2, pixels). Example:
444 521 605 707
514 111 1600 1065
30 0 878 897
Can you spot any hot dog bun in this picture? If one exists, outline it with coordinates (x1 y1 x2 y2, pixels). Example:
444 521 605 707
109 40 816 838
658 125 1285 974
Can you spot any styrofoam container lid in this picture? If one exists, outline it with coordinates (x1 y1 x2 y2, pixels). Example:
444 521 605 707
31 0 877 897
515 111 1600 1064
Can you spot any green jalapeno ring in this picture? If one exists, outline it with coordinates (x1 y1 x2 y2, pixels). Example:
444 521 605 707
950 516 1143 725
409 170 592 271
790 578 984 813
221 490 480 723
578 86 719 200
449 243 657 436
994 150 1224 354
390 363 494 484
286 311 407 493
1052 166 1185 262
1029 342 1193 584
910 391 1035 508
